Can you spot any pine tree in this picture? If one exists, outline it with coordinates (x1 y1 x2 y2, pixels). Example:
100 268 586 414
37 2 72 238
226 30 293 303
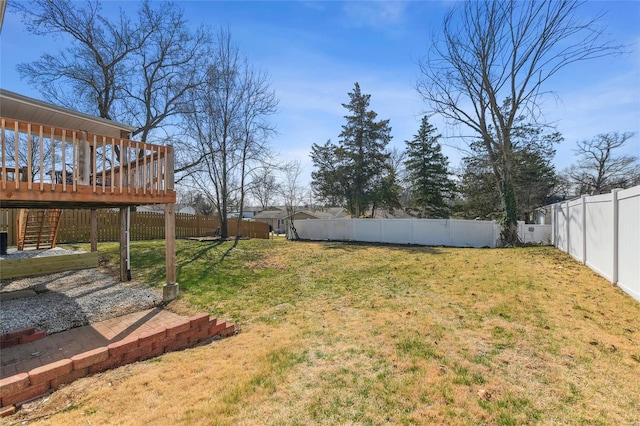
310 140 347 207
311 83 397 216
404 116 455 218
339 82 394 217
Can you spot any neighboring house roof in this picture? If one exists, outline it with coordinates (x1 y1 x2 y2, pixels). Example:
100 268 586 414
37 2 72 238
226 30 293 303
293 211 324 220
292 208 350 219
178 206 196 215
137 204 195 214
0 89 135 138
323 207 348 218
243 206 267 213
254 210 288 220
375 209 414 219
255 207 350 220
297 210 333 219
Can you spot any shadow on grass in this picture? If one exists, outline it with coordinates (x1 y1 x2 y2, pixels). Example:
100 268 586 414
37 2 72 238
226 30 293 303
291 239 447 255
174 240 240 284
124 238 248 290
179 241 227 265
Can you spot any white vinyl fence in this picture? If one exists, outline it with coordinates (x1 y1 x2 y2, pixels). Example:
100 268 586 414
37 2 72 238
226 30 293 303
551 185 640 302
292 218 551 249
518 222 553 245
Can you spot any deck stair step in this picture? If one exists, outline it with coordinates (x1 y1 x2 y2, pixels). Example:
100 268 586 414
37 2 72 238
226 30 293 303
17 209 63 251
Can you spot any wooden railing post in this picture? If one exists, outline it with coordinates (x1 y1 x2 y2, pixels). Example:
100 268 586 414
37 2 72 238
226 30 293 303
78 131 91 185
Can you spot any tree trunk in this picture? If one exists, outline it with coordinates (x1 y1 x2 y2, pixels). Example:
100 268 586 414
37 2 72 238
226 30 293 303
220 214 228 239
286 216 299 240
235 191 245 244
220 180 228 239
500 180 519 246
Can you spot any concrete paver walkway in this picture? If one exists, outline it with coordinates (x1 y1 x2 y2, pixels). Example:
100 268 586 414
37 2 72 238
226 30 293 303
0 308 186 379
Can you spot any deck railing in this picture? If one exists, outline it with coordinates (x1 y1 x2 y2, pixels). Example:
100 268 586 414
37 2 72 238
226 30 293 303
0 117 174 203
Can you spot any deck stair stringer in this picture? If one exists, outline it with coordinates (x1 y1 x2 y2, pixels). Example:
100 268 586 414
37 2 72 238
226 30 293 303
17 209 63 251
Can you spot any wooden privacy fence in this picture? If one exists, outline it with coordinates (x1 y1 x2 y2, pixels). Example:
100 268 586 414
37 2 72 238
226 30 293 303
0 209 269 245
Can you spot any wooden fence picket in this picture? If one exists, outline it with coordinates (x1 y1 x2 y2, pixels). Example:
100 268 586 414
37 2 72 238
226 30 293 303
0 208 269 245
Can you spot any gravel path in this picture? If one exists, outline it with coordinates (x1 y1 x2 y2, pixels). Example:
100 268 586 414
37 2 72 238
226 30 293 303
1 249 163 334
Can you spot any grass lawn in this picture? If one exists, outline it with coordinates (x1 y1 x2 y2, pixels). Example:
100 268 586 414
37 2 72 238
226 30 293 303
13 239 640 425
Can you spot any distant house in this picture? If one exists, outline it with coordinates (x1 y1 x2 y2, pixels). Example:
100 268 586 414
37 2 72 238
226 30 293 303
376 209 414 219
137 204 196 215
228 210 257 219
321 207 349 219
254 209 288 234
254 207 348 234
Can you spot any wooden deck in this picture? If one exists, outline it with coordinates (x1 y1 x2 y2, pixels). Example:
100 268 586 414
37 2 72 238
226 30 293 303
0 117 176 209
0 114 178 290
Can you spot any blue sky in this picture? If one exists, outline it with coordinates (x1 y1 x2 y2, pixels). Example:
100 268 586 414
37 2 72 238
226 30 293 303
1 1 639 186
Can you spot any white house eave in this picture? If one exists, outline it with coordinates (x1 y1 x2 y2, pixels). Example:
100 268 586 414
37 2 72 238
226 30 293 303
0 89 136 138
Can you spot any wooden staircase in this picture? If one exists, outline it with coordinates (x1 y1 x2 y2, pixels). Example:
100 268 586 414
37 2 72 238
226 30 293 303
17 209 63 251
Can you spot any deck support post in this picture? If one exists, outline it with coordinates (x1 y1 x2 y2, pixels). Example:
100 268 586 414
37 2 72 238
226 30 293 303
119 207 128 281
163 202 177 301
163 146 177 302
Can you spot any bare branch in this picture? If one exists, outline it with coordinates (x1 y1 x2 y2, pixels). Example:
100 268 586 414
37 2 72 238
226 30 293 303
417 0 623 244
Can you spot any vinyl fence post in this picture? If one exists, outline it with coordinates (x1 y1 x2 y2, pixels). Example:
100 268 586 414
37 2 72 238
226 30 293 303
581 195 587 264
551 204 556 247
565 202 570 255
612 189 620 284
353 219 358 242
414 218 418 245
492 221 497 248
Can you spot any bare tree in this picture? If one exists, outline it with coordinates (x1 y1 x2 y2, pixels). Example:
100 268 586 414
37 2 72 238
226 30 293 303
14 0 139 120
249 168 278 210
3 132 55 182
184 29 277 239
279 161 307 240
417 0 621 245
233 67 278 241
122 2 211 143
568 132 639 195
14 0 210 144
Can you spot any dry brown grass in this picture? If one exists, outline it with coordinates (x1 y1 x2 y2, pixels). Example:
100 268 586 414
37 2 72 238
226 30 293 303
5 240 639 425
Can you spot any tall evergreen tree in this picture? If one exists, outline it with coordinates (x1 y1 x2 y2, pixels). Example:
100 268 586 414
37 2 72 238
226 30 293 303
369 159 403 217
404 116 456 218
310 140 347 207
339 82 394 216
311 83 397 216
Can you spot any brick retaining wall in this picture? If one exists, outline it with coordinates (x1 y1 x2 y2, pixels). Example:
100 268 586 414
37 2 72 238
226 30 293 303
0 314 235 410
0 328 47 349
